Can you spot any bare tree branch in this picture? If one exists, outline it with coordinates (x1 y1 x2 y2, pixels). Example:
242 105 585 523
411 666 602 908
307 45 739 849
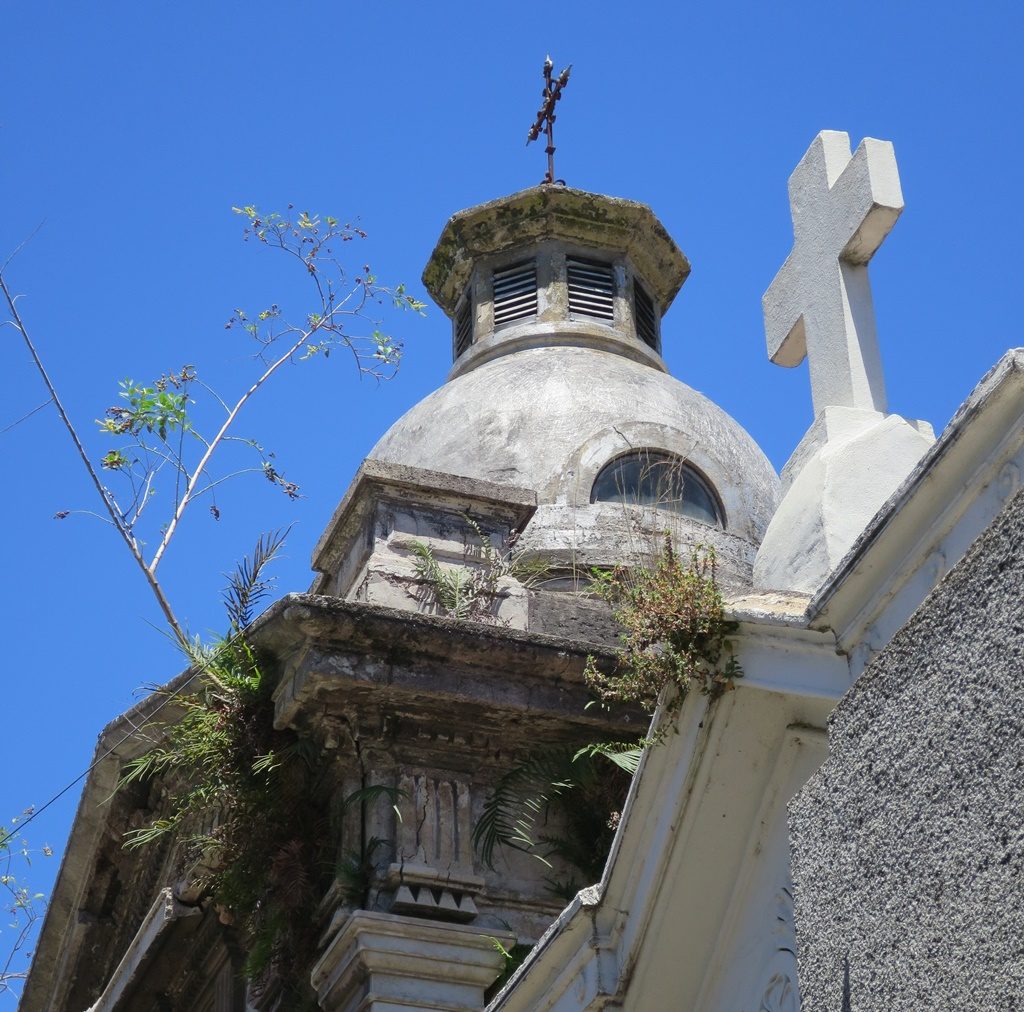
146 327 313 574
0 276 188 647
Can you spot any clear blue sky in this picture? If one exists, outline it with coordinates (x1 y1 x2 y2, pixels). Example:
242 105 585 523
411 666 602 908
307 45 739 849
2 0 1021 988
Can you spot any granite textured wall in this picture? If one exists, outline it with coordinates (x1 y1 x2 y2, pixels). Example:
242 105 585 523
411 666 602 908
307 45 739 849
789 487 1024 1011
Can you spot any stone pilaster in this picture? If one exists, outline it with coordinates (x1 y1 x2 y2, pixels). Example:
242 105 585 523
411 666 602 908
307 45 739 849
311 910 511 1011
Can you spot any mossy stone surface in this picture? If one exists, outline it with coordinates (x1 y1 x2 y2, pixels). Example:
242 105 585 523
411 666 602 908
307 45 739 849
422 185 690 316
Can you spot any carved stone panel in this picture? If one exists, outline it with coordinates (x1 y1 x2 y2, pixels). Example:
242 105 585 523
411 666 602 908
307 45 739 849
388 772 483 922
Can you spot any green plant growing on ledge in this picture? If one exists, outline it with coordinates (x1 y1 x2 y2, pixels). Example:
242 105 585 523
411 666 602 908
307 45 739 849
411 517 546 623
118 533 408 1002
473 538 740 893
1 204 423 992
118 532 333 1005
472 741 639 895
485 936 536 1003
584 537 742 715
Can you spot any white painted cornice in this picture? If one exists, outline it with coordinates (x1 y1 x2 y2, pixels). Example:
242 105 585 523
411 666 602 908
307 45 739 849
809 349 1024 674
489 612 846 1011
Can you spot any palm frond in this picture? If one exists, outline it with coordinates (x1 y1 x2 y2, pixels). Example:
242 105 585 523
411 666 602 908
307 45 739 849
411 541 474 618
473 748 578 870
336 835 388 905
118 747 177 786
122 818 177 850
341 784 406 822
573 740 645 775
252 751 280 774
223 526 292 631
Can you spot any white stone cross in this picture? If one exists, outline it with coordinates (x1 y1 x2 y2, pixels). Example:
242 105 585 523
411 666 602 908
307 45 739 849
763 130 904 417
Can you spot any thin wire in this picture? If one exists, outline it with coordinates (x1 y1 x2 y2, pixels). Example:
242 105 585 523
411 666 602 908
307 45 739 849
12 662 207 837
0 399 52 437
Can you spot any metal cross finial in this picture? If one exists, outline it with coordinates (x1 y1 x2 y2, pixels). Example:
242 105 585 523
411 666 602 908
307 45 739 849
526 56 572 185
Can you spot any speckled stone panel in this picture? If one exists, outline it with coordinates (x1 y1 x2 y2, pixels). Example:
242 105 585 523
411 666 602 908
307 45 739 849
790 487 1024 1011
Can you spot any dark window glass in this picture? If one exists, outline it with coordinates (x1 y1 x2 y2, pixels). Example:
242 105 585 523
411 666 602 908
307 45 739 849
590 451 723 527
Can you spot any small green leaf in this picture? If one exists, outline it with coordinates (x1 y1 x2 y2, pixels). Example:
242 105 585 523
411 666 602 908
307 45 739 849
101 449 130 471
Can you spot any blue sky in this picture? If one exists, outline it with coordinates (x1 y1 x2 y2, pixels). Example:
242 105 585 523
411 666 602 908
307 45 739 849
2 0 1021 989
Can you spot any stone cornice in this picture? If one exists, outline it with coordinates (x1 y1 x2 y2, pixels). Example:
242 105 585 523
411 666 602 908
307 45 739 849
25 593 629 1009
422 186 689 316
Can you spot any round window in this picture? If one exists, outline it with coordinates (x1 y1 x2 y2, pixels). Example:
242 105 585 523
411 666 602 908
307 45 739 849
590 451 723 527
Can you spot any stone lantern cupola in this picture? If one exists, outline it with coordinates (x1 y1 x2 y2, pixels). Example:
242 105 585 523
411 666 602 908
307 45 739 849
422 185 691 378
358 185 780 591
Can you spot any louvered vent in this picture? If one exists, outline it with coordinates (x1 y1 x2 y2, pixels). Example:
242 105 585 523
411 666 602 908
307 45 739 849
567 258 615 320
634 282 658 350
492 260 538 326
454 294 473 358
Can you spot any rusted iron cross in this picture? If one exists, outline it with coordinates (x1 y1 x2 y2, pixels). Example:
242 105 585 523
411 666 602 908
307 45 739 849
526 56 572 185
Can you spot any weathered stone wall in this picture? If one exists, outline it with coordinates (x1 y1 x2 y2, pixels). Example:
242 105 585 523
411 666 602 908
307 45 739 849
789 488 1024 1010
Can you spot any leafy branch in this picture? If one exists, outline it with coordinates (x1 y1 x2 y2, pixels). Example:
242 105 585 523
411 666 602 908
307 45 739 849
1 206 425 650
0 207 423 992
0 813 52 997
0 273 184 639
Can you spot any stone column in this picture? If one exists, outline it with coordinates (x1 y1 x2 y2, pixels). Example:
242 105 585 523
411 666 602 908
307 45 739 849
312 910 512 1011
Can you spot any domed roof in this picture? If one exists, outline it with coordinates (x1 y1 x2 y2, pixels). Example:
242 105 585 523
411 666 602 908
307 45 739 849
370 344 779 547
365 185 779 586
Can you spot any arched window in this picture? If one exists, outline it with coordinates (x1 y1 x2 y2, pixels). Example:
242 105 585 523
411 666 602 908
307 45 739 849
590 451 723 527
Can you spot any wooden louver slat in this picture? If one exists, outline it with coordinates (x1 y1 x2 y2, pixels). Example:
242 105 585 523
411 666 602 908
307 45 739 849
493 261 538 326
634 281 658 350
567 258 615 321
454 294 473 358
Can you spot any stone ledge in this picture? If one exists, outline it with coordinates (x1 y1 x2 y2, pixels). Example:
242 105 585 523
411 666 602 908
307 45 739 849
265 594 643 736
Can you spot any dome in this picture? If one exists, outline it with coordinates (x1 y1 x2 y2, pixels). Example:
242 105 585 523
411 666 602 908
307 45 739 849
364 185 779 589
370 344 779 587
